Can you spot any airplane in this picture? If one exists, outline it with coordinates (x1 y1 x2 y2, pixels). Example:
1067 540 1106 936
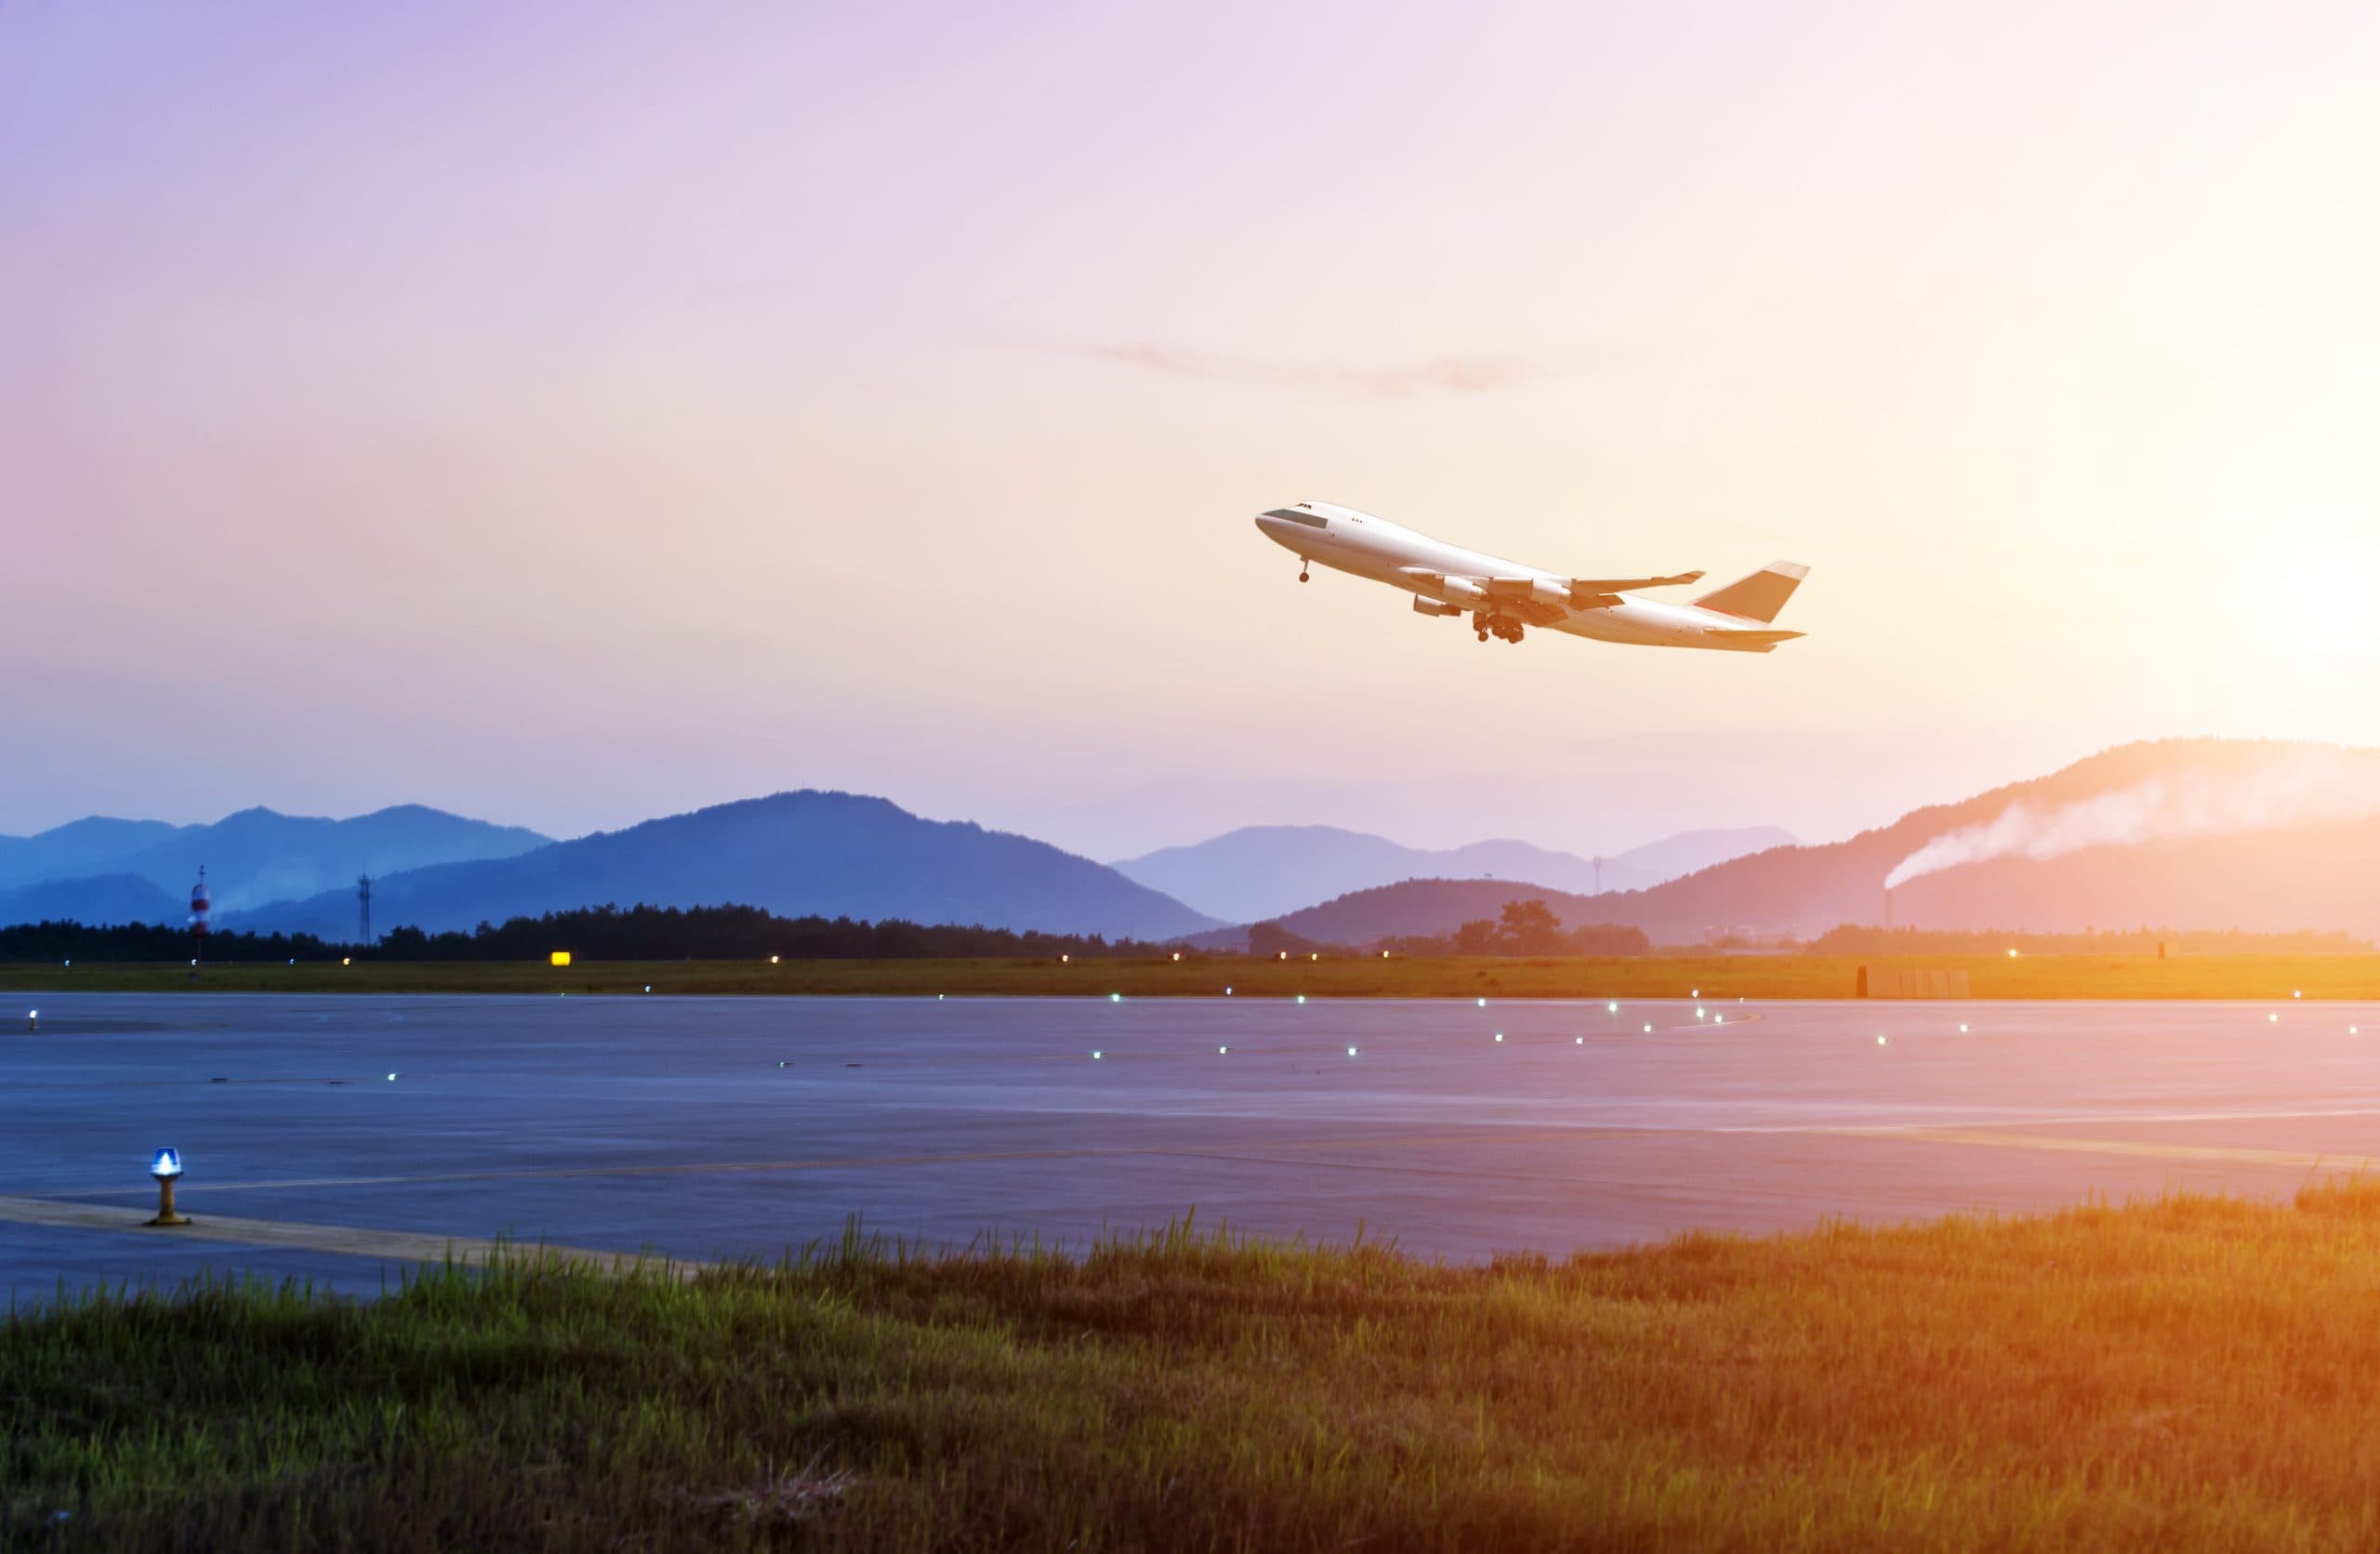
1254 500 1808 652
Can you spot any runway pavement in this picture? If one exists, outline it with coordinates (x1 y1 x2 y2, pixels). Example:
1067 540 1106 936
6 991 2378 1299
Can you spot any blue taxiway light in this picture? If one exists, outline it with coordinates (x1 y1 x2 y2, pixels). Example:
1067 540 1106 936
150 1148 183 1180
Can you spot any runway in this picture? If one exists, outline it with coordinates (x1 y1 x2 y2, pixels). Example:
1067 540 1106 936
6 991 2379 1299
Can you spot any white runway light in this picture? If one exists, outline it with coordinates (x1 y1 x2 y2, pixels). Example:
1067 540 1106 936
1877 1034 1888 1045
1959 1023 1969 1033
1643 1023 1653 1033
1495 1032 1504 1043
1297 995 1307 1004
1607 1002 1618 1012
1218 1045 1227 1055
1575 1036 1583 1044
1110 992 1121 1003
1346 1046 1358 1057
1092 1050 1103 1059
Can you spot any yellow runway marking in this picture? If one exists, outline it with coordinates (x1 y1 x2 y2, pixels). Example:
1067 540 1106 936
0 1195 707 1277
28 1127 1664 1201
7 1122 2361 1265
1827 1128 2379 1172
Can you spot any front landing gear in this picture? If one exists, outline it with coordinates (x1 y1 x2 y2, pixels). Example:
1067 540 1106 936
1298 561 1310 583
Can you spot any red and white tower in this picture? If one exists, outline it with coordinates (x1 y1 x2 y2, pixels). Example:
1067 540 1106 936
190 866 211 958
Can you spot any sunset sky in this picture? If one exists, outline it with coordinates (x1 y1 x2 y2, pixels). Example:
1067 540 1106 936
7 1 2379 860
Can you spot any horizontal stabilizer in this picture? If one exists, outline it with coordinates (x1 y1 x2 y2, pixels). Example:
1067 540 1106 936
1706 628 1805 652
1696 562 1808 623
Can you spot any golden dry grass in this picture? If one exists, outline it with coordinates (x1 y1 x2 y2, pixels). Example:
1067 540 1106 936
17 1188 2380 1548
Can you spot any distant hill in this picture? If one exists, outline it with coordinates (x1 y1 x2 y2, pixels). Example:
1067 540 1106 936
0 804 552 923
231 790 1222 942
1617 738 2380 942
1182 877 1609 950
1110 824 1792 923
0 817 185 889
1209 740 2380 947
0 874 187 933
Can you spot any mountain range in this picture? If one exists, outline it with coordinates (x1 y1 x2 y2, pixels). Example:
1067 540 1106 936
226 791 1221 942
0 805 552 924
1223 739 2380 947
9 738 2374 946
1108 824 1792 923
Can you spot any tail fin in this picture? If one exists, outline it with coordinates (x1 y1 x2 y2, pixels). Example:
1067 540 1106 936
1695 562 1808 623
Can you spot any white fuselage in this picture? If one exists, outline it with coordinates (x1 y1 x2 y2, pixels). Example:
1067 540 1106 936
1254 501 1760 649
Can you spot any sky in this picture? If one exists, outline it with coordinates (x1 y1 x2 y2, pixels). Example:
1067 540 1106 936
7 0 2380 862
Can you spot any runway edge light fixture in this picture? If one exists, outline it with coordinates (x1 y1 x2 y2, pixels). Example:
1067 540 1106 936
148 1148 190 1227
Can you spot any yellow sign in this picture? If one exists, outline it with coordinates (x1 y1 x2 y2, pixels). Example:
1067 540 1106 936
549 951 572 967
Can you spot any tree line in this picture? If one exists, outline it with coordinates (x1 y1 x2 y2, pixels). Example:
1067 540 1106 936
0 905 1168 963
1805 924 2373 955
1250 900 1653 959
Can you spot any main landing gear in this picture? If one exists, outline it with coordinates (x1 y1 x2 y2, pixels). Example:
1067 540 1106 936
1473 612 1524 644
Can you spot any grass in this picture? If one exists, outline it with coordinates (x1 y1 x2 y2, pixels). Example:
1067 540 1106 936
18 1188 2380 1548
7 952 2380 1000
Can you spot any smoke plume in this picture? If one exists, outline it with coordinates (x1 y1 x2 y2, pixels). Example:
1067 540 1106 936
1883 758 2380 890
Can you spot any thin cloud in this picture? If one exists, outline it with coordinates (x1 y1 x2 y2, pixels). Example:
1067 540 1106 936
1076 343 1554 396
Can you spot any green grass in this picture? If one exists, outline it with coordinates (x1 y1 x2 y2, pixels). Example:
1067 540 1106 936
7 951 2380 1000
18 1187 2380 1549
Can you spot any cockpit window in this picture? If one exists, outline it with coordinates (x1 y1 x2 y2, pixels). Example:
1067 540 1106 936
1264 508 1327 528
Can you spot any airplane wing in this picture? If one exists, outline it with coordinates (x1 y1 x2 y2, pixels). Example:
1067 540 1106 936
1480 572 1706 611
1564 571 1705 593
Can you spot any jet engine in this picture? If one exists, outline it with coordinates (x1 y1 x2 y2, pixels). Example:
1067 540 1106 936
1412 596 1463 617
